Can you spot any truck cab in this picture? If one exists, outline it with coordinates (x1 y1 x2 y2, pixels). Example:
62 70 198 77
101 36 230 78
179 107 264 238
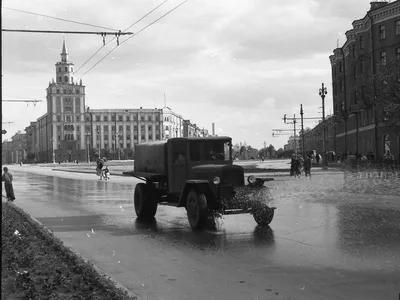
128 137 276 230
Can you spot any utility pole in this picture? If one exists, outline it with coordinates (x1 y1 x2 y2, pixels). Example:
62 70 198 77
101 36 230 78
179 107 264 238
300 104 305 159
319 83 328 169
283 114 298 154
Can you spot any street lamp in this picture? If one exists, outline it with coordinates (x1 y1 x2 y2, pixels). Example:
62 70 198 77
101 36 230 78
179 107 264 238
319 83 328 169
116 132 123 160
85 131 91 163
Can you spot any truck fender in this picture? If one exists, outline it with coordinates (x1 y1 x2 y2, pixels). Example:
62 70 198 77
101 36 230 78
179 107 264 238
178 180 215 207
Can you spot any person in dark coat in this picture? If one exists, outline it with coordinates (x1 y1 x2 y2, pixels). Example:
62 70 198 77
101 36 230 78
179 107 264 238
303 155 312 178
2 167 15 201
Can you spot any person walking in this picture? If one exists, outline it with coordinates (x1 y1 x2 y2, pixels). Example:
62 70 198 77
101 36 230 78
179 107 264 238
303 155 312 178
2 167 15 201
96 158 104 180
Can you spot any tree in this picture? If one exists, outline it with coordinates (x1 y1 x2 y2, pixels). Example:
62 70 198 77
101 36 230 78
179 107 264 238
277 148 284 158
366 58 400 126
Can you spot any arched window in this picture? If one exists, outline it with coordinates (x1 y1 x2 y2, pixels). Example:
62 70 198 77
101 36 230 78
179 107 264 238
58 67 61 72
64 76 68 83
64 134 67 140
71 77 73 83
68 89 72 94
76 89 80 94
56 89 60 94
165 126 169 131
71 67 74 72
63 89 67 94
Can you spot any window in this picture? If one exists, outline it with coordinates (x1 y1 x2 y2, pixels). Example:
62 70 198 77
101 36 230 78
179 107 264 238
104 125 108 131
156 134 160 140
76 125 80 132
119 125 123 133
134 125 138 132
58 67 61 72
57 115 61 122
360 60 365 74
65 67 68 72
148 125 152 131
353 67 357 79
141 125 145 133
111 115 115 121
64 76 68 83
165 125 169 131
335 104 338 114
354 91 359 104
71 67 74 72
96 115 100 121
340 80 344 92
155 114 160 121
71 77 73 83
58 77 62 83
104 116 108 122
140 115 145 121
127 143 131 148
126 116 130 122
339 61 343 72
379 25 386 40
56 89 60 93
118 115 123 121
341 101 345 111
397 48 400 61
76 116 80 122
333 82 337 96
126 125 131 132
360 36 365 49
127 135 131 140
352 45 356 58
111 126 116 133
120 143 124 148
380 51 386 65
148 134 153 140
76 89 80 94
396 20 400 35
361 85 365 100
141 135 145 141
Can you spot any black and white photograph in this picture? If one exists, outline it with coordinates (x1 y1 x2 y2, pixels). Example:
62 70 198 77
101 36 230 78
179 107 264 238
2 0 400 299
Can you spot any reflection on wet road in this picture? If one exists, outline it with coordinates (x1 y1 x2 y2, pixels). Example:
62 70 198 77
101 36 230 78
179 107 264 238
9 167 400 300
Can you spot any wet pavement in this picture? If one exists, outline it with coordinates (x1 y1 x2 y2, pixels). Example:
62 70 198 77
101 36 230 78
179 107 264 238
3 165 400 300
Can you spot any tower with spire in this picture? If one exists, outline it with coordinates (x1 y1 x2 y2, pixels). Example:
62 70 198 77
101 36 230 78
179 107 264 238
42 38 87 163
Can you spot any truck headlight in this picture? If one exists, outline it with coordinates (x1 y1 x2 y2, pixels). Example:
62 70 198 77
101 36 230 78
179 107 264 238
213 176 220 185
247 175 256 184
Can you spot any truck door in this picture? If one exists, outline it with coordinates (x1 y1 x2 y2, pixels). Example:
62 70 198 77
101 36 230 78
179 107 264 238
168 141 187 193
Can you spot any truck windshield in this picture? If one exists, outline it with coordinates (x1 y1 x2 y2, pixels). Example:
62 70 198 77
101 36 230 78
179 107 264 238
189 141 231 162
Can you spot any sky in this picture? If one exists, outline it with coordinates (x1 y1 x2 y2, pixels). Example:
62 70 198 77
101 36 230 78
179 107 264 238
1 0 375 149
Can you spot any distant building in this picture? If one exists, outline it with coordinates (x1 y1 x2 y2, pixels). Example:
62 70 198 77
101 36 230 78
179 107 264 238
283 135 300 152
1 131 27 164
162 106 183 139
329 0 400 160
302 116 335 155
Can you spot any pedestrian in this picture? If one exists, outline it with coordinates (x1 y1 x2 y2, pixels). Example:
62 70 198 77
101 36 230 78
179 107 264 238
96 158 104 180
103 166 110 180
2 167 16 201
316 153 320 164
304 155 312 178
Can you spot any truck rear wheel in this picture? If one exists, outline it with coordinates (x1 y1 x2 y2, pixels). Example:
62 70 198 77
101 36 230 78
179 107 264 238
186 189 208 230
134 183 157 220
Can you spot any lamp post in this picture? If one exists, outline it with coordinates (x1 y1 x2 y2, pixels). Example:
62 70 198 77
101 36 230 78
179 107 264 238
97 128 101 160
319 83 328 169
300 104 305 159
85 132 91 163
116 132 122 160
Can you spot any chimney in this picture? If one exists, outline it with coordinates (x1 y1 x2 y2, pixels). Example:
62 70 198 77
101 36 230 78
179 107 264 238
370 1 388 11
212 123 215 136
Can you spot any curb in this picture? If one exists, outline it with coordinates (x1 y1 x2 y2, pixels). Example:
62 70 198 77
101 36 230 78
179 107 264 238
52 168 128 177
3 201 138 300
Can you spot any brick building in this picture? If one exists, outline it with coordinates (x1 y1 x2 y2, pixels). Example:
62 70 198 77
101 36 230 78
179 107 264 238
329 1 400 161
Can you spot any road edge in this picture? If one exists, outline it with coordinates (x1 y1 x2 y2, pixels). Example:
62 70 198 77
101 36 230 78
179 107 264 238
4 200 139 300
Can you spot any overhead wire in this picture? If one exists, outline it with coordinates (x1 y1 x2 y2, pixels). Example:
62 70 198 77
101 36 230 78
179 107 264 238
74 0 168 74
79 0 188 79
2 6 118 31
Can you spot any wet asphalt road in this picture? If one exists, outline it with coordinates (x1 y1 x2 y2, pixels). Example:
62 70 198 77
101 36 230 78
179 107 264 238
4 165 400 300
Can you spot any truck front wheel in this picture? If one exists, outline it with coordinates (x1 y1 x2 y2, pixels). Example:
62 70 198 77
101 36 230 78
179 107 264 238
252 202 276 226
134 183 157 220
186 190 208 230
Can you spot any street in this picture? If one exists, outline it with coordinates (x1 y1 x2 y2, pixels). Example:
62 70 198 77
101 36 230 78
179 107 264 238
5 165 400 300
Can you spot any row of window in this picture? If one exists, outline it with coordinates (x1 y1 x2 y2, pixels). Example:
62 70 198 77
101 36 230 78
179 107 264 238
58 66 73 73
57 76 73 84
58 133 161 143
333 47 400 79
95 125 160 133
91 114 160 122
55 88 80 94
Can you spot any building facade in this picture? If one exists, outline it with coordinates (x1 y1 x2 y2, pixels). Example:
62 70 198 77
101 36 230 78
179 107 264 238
302 116 335 155
329 1 400 160
162 106 183 139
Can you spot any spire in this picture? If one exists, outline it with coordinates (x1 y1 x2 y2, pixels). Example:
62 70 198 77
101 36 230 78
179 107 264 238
61 37 68 62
